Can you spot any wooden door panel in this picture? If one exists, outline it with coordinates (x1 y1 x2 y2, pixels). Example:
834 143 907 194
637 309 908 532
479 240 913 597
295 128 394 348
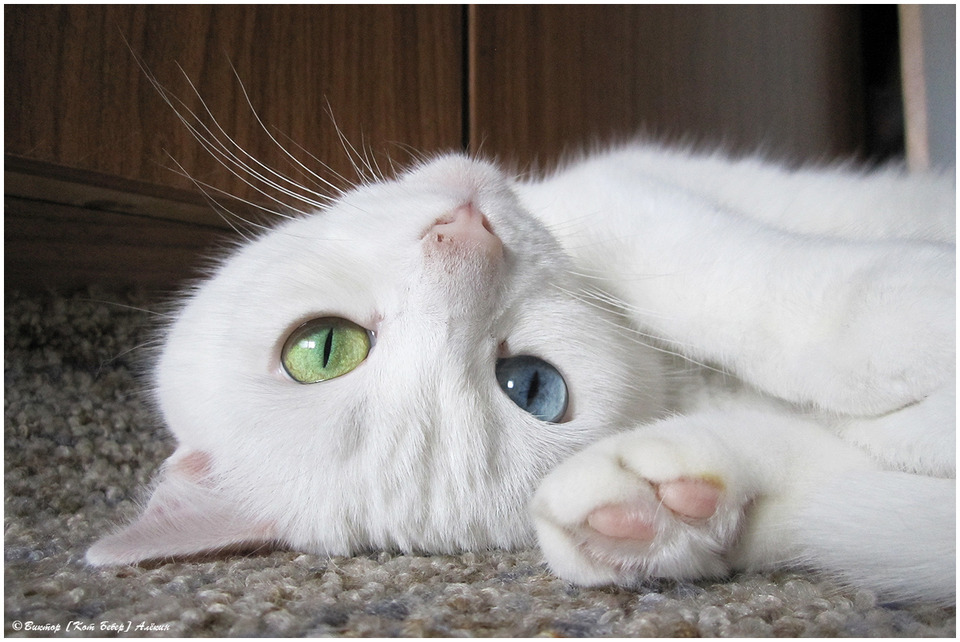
5 5 464 291
469 5 865 168
5 5 465 209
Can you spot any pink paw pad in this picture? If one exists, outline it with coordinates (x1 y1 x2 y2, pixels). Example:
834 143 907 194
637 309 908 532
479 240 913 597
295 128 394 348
586 478 722 541
587 505 658 540
658 478 722 520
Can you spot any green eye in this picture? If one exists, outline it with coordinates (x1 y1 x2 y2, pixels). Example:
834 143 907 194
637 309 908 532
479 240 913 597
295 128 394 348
281 317 371 383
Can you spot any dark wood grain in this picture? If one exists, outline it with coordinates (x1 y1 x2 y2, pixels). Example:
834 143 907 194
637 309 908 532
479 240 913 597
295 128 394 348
5 195 229 293
6 5 875 292
469 5 865 168
5 5 465 208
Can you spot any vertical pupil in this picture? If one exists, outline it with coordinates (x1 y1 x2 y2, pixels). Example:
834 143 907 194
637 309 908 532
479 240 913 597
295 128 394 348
322 329 334 368
526 369 541 406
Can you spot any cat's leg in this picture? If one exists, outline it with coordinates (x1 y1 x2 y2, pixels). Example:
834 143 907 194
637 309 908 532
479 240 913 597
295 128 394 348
595 147 955 242
783 469 955 604
531 409 876 586
837 383 955 477
639 238 952 417
533 406 955 603
703 237 957 417
524 172 954 416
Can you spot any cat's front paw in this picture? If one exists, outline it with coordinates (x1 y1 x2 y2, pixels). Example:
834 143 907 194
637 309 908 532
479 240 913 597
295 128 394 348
531 426 749 586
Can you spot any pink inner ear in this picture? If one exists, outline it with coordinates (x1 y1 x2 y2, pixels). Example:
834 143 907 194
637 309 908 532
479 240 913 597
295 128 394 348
86 448 277 566
171 450 214 482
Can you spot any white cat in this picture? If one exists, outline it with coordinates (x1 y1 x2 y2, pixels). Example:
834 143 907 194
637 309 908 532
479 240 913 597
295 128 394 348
87 144 955 605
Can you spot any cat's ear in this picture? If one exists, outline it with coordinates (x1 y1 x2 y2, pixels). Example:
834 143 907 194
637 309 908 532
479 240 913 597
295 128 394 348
86 448 276 566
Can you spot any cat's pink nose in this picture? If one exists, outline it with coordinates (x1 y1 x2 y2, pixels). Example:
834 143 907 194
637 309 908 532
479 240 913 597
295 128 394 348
424 203 502 258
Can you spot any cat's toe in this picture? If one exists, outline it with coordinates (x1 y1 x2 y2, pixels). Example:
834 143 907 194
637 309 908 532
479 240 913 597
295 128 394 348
585 478 720 540
587 503 657 540
658 478 722 520
533 430 747 586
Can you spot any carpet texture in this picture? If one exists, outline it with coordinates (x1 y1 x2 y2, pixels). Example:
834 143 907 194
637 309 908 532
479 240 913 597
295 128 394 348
4 289 955 637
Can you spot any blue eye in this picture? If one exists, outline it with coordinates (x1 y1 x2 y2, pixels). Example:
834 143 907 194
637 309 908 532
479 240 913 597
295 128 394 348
496 355 569 423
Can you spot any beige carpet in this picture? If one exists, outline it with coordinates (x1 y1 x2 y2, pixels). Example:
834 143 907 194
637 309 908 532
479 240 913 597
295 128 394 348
4 289 955 637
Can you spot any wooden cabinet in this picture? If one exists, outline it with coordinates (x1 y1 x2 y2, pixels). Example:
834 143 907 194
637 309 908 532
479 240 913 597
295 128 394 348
469 5 865 163
6 6 874 292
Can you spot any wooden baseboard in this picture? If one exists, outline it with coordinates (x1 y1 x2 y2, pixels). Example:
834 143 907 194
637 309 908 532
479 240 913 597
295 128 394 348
4 195 233 293
4 156 242 293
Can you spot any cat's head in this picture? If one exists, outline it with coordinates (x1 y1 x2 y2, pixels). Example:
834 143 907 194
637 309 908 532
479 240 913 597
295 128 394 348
87 154 667 565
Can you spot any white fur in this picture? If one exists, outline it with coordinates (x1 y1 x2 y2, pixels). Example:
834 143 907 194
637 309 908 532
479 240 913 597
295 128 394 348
88 144 955 604
522 146 955 604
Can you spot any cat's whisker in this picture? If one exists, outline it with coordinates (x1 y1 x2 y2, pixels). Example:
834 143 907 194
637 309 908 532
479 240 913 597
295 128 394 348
270 129 355 196
614 322 733 378
568 287 730 376
385 153 402 180
170 65 330 213
159 115 314 218
357 132 384 185
125 40 339 226
165 155 283 240
553 283 732 376
136 55 327 219
144 76 311 219
325 101 378 186
553 283 674 334
162 152 287 222
560 282 725 373
389 141 434 169
200 158 312 220
357 129 379 182
571 283 676 321
100 339 166 371
78 297 172 320
567 267 679 286
226 60 344 204
367 137 388 184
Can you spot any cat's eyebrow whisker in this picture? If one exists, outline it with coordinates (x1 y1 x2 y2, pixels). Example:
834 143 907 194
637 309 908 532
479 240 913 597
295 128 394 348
325 101 378 186
271 129 354 195
165 155 286 240
168 65 332 213
127 43 327 215
226 60 347 201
